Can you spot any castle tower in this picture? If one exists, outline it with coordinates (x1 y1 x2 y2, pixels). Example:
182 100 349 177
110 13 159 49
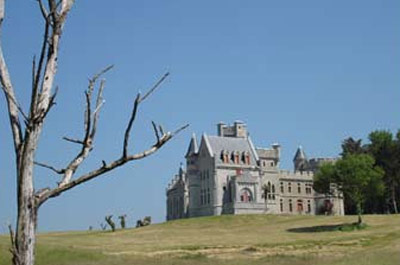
217 120 247 138
293 146 309 172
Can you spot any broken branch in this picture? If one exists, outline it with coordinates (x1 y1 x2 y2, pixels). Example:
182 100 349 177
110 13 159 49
34 161 65 174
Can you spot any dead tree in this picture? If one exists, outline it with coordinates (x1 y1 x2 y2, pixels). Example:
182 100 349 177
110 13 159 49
100 223 107 231
105 215 116 232
118 215 127 229
0 1 187 265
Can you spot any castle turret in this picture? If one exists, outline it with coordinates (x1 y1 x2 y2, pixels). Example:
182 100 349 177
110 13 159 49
178 163 185 181
293 146 309 172
185 133 198 158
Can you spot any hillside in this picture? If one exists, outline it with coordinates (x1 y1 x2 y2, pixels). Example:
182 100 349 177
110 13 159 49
1 214 399 265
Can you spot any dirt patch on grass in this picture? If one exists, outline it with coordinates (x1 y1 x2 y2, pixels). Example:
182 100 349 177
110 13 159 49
103 239 364 260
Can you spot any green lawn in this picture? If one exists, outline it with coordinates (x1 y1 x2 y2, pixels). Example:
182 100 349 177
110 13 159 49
1 214 400 265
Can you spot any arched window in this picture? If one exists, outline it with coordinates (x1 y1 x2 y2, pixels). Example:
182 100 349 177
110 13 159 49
288 182 292 193
307 200 311 213
240 188 253 203
280 182 284 193
289 199 293 212
298 183 301 194
280 199 283 212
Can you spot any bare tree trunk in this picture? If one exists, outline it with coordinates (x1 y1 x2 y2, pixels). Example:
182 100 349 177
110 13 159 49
392 187 398 214
14 202 37 265
13 132 40 265
356 202 363 225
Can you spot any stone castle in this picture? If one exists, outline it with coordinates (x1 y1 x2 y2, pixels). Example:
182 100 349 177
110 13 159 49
166 121 344 220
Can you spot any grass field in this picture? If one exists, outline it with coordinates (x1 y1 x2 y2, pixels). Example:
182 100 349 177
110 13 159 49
1 214 399 265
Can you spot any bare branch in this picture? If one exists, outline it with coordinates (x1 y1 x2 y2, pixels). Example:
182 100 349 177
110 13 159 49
0 0 23 151
36 85 58 122
62 136 84 145
123 93 140 158
36 0 75 119
8 224 15 249
2 88 30 123
90 79 105 139
8 224 20 264
122 72 169 157
159 124 165 136
31 20 50 119
36 123 188 205
85 65 112 134
140 72 169 103
57 67 111 186
83 90 91 141
37 0 49 21
34 161 65 174
151 121 160 143
171 123 189 137
59 0 75 23
90 65 114 84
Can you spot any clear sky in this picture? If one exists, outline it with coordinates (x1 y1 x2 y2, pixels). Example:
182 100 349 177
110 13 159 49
0 0 399 232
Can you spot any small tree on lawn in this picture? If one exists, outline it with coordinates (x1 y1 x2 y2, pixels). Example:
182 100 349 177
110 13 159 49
314 154 384 225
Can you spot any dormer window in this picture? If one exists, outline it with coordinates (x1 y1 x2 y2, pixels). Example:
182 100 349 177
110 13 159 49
221 150 229 163
232 151 240 164
242 151 250 165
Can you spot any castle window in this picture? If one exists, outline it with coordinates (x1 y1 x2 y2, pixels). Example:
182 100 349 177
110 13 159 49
221 151 229 163
267 182 272 199
307 200 311 213
207 188 211 204
288 182 292 193
280 199 283 212
232 151 240 164
297 200 304 213
298 183 301 194
306 183 312 194
242 152 251 165
280 182 284 193
240 188 253 203
289 199 293 212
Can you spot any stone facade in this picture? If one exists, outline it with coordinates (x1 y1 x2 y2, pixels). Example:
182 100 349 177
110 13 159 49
166 121 344 221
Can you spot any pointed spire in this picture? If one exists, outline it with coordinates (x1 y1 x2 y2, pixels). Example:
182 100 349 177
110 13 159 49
293 145 307 161
185 133 198 157
179 162 184 180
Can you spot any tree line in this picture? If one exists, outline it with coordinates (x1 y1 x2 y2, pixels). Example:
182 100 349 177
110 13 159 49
314 130 400 223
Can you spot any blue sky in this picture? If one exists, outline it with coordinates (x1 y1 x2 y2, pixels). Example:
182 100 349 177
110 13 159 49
0 0 399 232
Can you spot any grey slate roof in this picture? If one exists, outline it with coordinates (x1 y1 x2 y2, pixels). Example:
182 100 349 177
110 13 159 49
256 148 278 159
204 135 258 165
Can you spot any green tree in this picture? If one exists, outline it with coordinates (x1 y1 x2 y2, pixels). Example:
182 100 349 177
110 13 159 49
341 137 365 158
314 154 384 224
367 131 399 213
